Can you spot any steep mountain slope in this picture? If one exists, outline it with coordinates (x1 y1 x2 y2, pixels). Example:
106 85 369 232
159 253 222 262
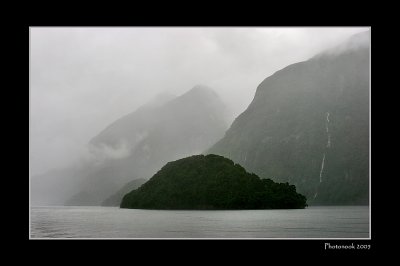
121 154 307 209
65 85 229 205
208 31 370 205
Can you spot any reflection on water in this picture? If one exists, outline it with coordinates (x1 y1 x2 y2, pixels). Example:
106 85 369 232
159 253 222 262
30 206 369 238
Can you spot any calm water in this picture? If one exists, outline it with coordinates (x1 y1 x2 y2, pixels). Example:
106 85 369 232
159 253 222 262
30 206 369 238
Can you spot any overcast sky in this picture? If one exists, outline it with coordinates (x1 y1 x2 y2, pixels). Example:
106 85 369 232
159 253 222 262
30 27 368 175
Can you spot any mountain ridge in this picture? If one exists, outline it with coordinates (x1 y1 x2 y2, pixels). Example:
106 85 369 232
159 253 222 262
64 85 229 205
207 31 370 205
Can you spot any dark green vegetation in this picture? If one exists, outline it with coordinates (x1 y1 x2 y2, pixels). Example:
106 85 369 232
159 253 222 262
120 154 307 209
102 178 147 206
208 31 370 205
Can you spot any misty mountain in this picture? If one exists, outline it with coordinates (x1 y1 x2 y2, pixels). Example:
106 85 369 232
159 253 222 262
31 166 90 206
63 85 229 205
207 31 370 205
101 178 147 206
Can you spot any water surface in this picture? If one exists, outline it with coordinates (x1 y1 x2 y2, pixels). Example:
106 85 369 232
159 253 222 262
30 206 369 238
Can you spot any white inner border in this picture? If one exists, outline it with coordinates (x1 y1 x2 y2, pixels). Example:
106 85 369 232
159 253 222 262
29 26 371 240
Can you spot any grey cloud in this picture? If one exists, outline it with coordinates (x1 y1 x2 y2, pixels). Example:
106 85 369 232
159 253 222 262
30 27 368 175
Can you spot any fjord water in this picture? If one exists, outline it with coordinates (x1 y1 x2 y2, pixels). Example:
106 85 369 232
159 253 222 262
30 206 369 238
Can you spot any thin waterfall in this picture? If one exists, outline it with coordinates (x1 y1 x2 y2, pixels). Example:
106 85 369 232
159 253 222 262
326 112 331 148
319 153 325 183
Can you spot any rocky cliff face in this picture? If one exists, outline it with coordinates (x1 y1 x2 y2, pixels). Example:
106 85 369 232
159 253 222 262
208 31 370 205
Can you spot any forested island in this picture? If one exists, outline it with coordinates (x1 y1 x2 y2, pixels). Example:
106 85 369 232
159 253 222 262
120 154 307 209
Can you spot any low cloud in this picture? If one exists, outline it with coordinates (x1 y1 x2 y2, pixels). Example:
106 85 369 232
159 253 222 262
30 27 369 175
88 141 131 162
315 30 370 58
